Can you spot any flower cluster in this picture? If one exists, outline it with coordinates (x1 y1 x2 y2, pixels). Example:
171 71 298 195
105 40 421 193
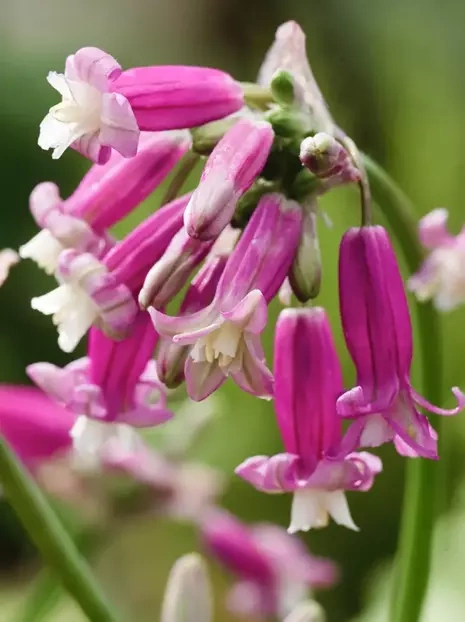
1 18 464 621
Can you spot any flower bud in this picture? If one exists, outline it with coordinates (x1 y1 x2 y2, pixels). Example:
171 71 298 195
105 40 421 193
289 204 321 302
270 69 295 106
300 133 360 184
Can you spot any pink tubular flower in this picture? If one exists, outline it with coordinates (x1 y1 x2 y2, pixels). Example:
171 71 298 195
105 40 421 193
258 21 334 134
110 65 244 133
408 208 465 311
236 308 382 533
201 510 337 619
183 119 274 240
337 226 465 459
21 132 190 275
152 193 302 401
30 194 189 352
0 385 75 470
38 47 139 163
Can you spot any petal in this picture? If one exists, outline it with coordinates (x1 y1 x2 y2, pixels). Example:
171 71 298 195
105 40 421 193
72 132 111 165
418 208 453 250
150 303 218 342
221 289 268 333
0 249 19 286
288 489 331 533
235 453 301 492
324 490 359 531
66 47 122 91
100 93 140 158
388 395 438 459
185 357 226 401
410 384 465 416
232 334 273 398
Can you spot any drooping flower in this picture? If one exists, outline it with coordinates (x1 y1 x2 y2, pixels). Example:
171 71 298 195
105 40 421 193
0 385 75 470
337 226 465 459
408 208 465 311
0 249 19 286
183 119 274 240
156 243 231 388
21 131 190 274
30 194 193 352
39 46 244 163
39 47 140 163
258 21 334 134
236 308 382 533
201 510 337 619
152 193 302 401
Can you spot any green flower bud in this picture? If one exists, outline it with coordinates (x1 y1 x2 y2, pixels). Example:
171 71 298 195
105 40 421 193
289 202 322 302
270 69 295 106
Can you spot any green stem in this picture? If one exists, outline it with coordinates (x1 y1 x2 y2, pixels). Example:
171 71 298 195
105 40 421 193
241 82 275 110
161 151 200 206
363 155 443 622
0 440 120 622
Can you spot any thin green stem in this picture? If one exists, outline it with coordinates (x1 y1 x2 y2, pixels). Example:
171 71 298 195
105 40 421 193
338 132 373 225
161 151 200 206
0 440 120 622
363 155 442 622
241 82 275 110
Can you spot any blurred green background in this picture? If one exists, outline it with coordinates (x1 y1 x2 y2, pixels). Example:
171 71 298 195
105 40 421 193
2 0 465 620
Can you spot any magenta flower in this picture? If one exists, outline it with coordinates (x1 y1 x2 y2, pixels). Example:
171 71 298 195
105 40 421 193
38 47 139 163
183 119 274 240
408 208 465 311
337 226 465 459
21 131 190 275
0 385 75 470
30 194 189 352
152 194 302 401
111 65 244 133
28 315 172 425
236 308 382 533
201 510 337 618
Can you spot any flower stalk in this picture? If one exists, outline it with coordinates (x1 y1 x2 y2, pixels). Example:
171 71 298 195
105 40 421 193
0 439 120 622
363 154 443 622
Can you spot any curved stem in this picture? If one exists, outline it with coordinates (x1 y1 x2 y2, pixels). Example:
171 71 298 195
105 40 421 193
0 440 120 622
363 155 443 622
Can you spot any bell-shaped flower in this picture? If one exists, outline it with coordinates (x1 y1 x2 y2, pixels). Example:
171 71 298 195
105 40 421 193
28 312 172 429
21 131 190 275
258 21 334 134
408 208 465 311
337 226 465 459
183 119 274 240
152 193 302 401
0 385 75 470
38 47 140 163
39 45 244 163
30 194 189 352
236 308 382 533
201 510 337 619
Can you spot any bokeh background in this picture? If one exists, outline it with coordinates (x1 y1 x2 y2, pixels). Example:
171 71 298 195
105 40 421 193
1 0 465 620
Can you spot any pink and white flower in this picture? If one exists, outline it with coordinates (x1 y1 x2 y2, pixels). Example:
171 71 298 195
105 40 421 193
152 194 302 401
22 131 190 274
337 226 465 458
236 308 382 533
201 510 337 618
408 208 465 311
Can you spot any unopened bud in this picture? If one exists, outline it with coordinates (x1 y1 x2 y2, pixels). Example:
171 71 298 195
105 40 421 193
284 601 326 622
300 133 360 183
289 204 321 302
266 107 305 137
270 69 295 106
160 553 213 622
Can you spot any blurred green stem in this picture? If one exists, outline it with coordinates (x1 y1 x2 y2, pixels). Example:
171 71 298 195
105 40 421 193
0 440 120 622
363 155 442 622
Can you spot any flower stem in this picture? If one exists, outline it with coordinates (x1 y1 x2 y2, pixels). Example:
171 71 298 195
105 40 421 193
363 155 443 622
0 440 121 622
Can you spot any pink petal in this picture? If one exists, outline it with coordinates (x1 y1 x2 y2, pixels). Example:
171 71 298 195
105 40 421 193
232 334 273 398
235 453 301 492
100 93 140 158
66 47 122 91
410 384 465 416
185 357 226 401
221 290 267 332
